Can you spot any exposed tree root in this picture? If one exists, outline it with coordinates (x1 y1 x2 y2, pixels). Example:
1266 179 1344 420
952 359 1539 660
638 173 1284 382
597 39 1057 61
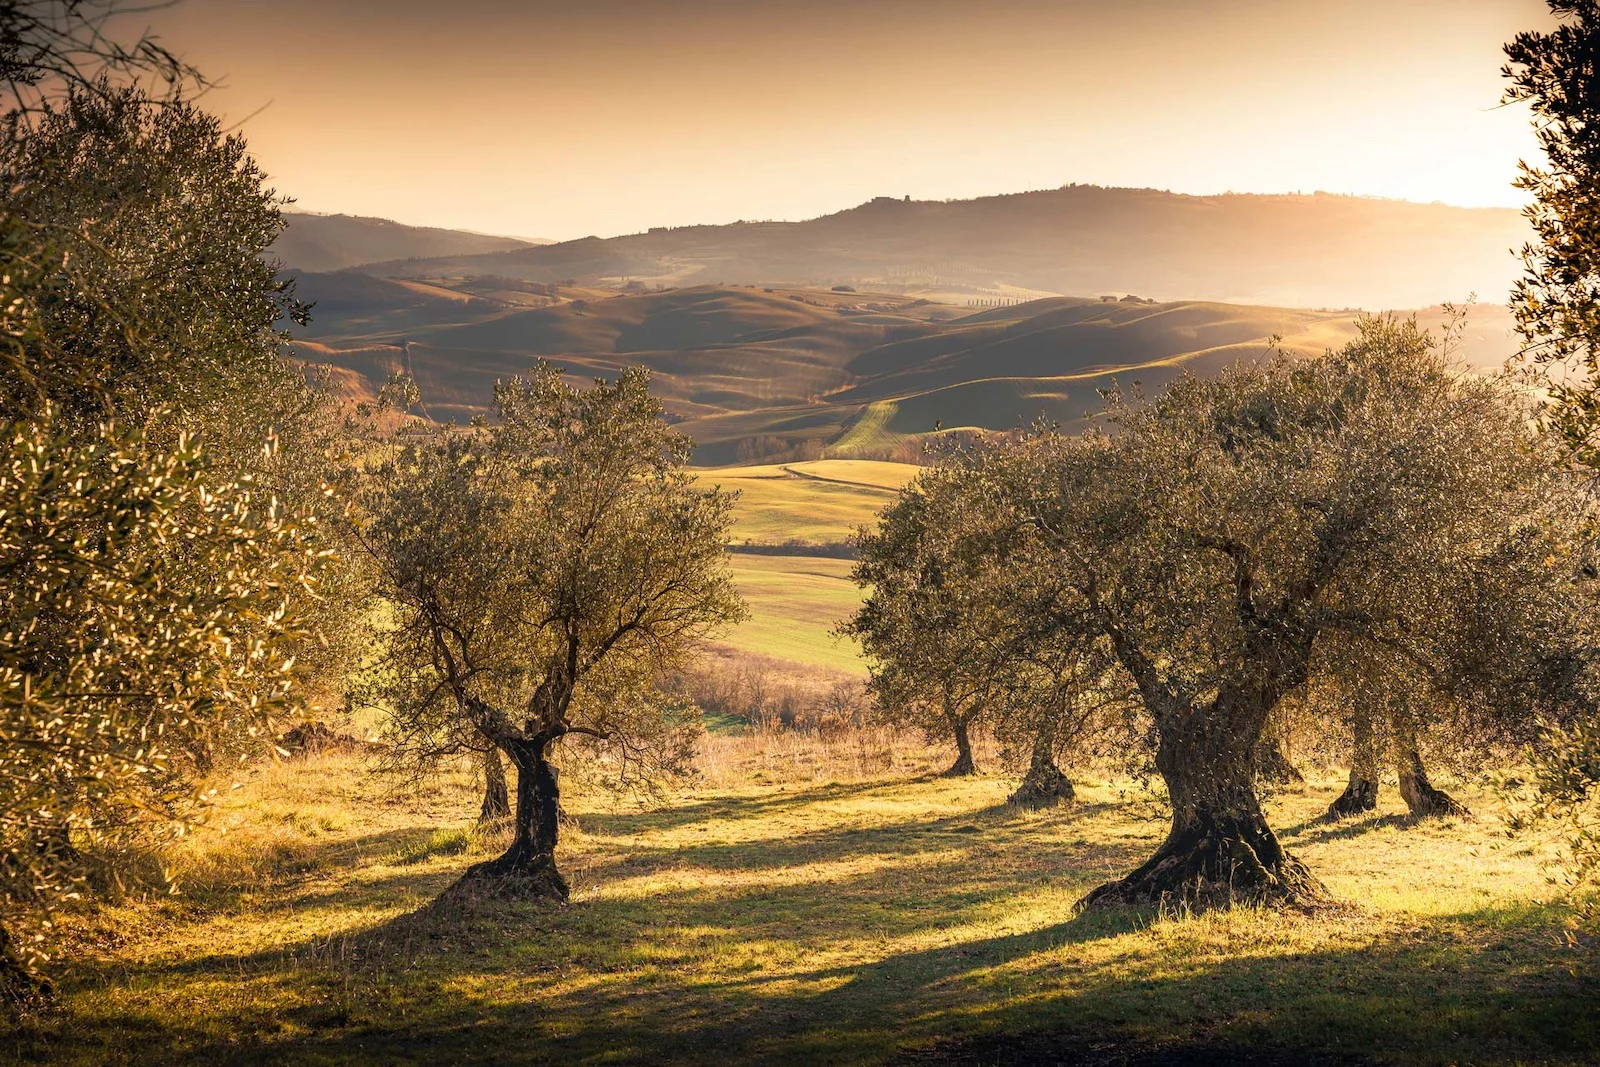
440 850 570 905
1079 814 1329 912
941 750 976 777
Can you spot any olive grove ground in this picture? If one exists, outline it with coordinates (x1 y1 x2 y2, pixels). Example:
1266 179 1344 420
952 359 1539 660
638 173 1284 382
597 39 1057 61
5 734 1594 1066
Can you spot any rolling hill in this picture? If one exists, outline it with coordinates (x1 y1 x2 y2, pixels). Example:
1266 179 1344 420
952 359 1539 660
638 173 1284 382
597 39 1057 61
270 211 539 272
345 186 1528 311
288 273 1518 465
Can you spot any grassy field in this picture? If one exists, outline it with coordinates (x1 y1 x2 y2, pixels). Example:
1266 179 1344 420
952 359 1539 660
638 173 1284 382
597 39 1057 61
693 460 920 675
694 460 914 547
716 555 865 673
8 456 1591 1066
11 739 1595 1066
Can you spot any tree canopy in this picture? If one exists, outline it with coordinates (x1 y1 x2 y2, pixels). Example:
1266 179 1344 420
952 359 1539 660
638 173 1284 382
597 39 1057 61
866 319 1593 908
355 364 744 901
1504 0 1600 463
0 11 346 999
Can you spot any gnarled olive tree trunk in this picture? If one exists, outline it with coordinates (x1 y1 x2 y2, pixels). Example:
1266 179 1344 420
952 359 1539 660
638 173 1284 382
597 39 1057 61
479 745 510 822
1327 711 1380 819
1391 701 1469 819
450 733 569 902
1082 689 1325 910
942 709 977 777
1396 745 1470 819
1253 734 1304 785
1008 740 1075 807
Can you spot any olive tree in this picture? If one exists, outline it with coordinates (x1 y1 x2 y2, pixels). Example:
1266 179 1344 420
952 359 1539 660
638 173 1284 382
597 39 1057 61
1319 644 1472 820
0 406 325 1000
969 318 1586 908
850 455 1139 795
1 81 363 714
0 1 343 1002
846 463 1016 777
1503 0 1600 465
1501 0 1600 914
355 364 743 902
990 638 1133 808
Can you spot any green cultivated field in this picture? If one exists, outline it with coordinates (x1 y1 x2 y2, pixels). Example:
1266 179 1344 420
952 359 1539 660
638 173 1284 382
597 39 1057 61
697 460 915 546
695 460 920 674
720 555 864 672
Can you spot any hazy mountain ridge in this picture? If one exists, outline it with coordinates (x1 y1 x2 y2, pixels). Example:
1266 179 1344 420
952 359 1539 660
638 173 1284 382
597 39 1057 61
271 211 540 272
345 186 1528 310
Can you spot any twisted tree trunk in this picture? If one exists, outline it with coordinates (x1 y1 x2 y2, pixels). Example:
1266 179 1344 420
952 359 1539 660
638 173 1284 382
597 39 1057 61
1391 701 1469 819
1082 691 1326 910
1326 711 1380 819
1008 741 1075 807
942 714 976 777
479 746 510 822
447 734 568 902
0 923 49 1007
1253 734 1304 785
1397 746 1470 819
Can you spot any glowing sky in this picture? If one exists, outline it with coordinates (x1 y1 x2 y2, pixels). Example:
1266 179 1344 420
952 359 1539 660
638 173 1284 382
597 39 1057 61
152 0 1550 240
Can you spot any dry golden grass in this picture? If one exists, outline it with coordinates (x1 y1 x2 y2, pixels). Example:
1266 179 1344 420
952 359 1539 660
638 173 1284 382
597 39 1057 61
4 728 1594 1066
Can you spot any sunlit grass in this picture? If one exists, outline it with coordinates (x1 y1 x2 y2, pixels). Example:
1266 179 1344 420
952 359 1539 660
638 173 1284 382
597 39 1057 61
716 554 865 672
692 460 915 547
11 735 1595 1065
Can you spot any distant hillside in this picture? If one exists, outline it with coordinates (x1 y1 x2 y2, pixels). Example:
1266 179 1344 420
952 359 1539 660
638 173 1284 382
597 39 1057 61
271 212 537 272
349 186 1528 311
287 275 1518 464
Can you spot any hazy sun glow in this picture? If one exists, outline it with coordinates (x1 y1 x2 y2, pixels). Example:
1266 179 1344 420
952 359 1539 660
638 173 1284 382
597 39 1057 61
155 0 1549 239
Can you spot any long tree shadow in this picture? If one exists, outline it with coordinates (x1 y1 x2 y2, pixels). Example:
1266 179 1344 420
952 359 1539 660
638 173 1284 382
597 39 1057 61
75 898 1597 1066
91 801 1144 993
574 775 962 837
570 798 1126 888
1277 812 1414 845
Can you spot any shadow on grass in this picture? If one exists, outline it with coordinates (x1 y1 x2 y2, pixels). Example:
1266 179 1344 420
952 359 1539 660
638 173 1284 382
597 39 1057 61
1278 812 1417 846
59 898 1594 1067
571 798 1126 888
16 776 1596 1067
575 776 950 837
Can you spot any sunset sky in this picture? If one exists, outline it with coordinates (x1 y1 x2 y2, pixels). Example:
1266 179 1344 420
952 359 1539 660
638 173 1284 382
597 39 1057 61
153 0 1550 241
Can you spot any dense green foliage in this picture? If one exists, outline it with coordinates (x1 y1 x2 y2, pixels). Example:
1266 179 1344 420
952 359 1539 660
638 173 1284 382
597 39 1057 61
847 460 1135 789
0 409 325 996
0 2 351 999
1502 0 1600 915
